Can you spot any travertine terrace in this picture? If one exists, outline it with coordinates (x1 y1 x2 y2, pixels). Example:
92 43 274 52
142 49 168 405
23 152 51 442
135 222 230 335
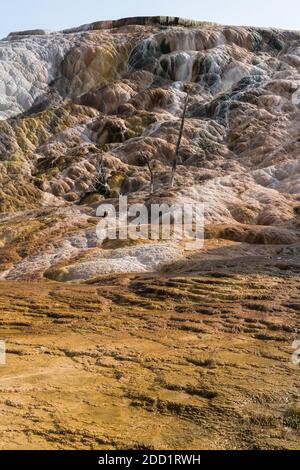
0 17 299 449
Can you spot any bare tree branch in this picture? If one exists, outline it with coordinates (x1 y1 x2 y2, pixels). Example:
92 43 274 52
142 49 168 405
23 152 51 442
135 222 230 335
169 87 191 188
141 154 155 194
88 158 110 196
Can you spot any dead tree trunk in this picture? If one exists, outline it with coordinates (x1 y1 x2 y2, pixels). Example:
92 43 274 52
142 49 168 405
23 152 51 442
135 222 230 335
142 154 155 194
87 158 110 196
169 89 191 188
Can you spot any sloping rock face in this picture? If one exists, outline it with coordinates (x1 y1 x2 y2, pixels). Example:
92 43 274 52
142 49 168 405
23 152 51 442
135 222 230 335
0 17 299 280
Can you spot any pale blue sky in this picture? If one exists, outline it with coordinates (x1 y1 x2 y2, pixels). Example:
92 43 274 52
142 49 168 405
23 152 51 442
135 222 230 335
1 0 299 38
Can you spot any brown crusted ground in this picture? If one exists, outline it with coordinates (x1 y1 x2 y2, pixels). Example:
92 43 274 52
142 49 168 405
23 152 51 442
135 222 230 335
0 256 299 450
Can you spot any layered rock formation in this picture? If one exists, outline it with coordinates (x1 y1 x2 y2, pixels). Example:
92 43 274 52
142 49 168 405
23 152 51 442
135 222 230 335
1 17 300 452
0 16 299 280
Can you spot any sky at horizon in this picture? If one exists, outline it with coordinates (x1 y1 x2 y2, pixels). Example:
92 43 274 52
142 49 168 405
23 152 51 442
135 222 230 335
1 0 299 38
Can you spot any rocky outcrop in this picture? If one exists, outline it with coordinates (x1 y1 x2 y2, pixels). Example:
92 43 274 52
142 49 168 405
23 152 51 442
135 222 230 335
0 17 299 279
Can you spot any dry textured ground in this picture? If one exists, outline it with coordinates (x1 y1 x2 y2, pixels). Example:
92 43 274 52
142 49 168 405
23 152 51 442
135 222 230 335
0 252 300 450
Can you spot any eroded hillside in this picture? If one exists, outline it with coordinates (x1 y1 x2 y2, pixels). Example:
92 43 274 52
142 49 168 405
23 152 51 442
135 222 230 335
0 16 300 451
0 16 299 279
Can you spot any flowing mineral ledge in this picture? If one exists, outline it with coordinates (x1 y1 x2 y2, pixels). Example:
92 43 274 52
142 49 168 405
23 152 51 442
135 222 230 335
0 16 299 278
0 16 300 451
